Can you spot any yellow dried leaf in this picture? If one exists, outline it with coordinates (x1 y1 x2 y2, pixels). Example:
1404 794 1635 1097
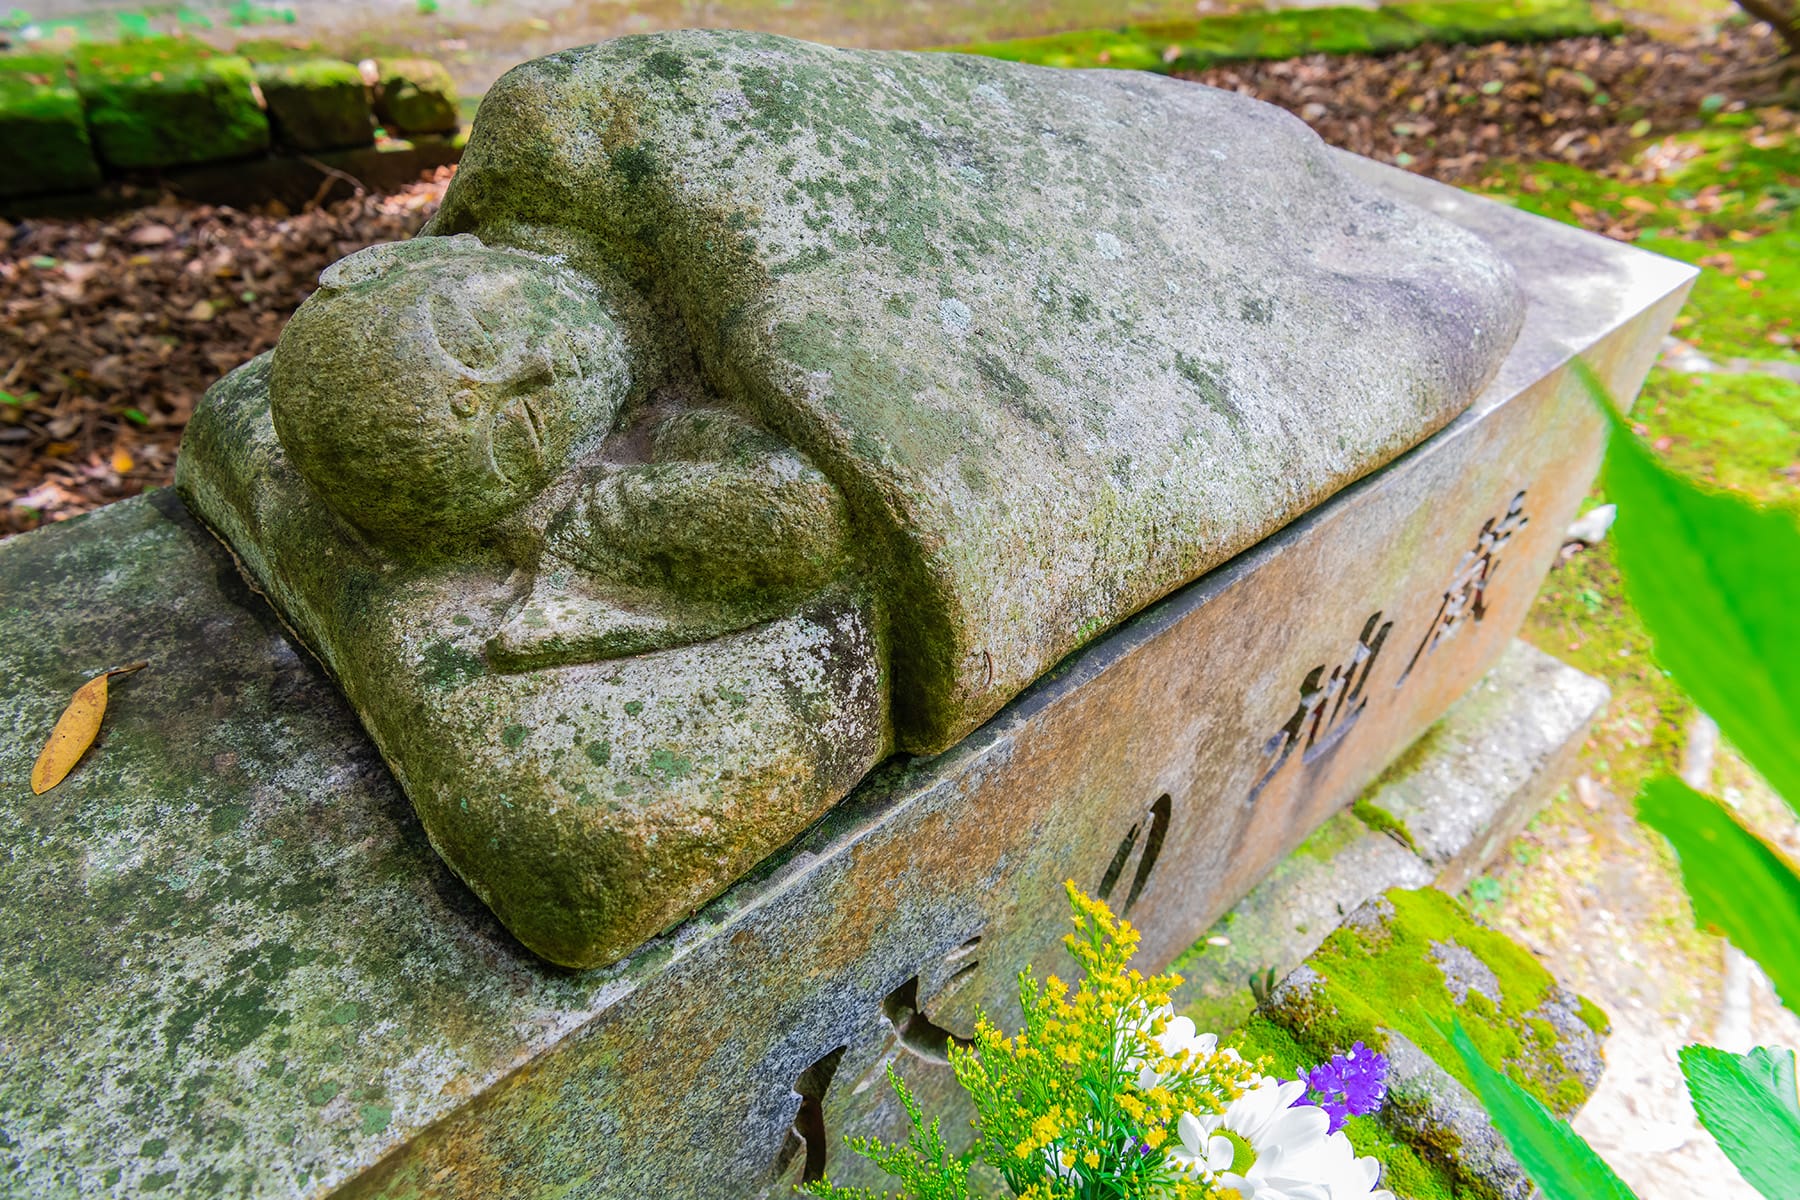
111 448 134 474
30 662 146 794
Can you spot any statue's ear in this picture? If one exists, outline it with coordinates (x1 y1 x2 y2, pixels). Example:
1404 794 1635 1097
318 234 490 290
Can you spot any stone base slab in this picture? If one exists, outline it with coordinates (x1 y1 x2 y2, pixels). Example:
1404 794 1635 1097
0 159 1688 1199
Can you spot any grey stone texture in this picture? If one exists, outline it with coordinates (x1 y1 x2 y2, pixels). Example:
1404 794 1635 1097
1357 639 1611 892
1379 1031 1536 1200
178 30 1530 971
3 63 1692 1200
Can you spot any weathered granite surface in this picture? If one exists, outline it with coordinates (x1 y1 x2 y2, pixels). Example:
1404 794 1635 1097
1169 638 1608 1035
1357 639 1610 893
177 30 1528 969
1 150 1690 1198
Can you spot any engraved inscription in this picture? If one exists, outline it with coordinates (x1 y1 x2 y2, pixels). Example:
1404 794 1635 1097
851 938 983 1097
780 1046 845 1184
1398 490 1529 687
1097 794 1172 914
1248 612 1392 804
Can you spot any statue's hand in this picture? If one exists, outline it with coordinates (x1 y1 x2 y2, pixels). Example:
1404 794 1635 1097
487 411 852 670
548 417 850 607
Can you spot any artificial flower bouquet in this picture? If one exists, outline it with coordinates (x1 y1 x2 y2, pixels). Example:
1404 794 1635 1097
806 884 1392 1200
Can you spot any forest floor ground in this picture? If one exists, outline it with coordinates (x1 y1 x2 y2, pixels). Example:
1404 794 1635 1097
2 11 1797 1199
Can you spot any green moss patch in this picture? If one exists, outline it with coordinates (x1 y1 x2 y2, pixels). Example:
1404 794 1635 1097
254 58 373 151
948 0 1606 74
1264 888 1606 1117
373 58 458 136
1630 368 1800 504
1353 797 1420 853
0 53 100 197
73 38 269 169
1295 806 1374 862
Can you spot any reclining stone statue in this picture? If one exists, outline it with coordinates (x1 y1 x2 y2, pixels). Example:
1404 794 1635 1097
177 29 1524 969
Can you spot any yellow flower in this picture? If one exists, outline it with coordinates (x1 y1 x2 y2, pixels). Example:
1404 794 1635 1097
1142 1126 1168 1149
1083 1150 1100 1169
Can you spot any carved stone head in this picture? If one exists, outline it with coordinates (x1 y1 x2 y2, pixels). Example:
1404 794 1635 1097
269 234 630 546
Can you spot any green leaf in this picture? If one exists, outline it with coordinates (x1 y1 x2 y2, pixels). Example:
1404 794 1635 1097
1639 776 1800 1014
1579 364 1800 810
1437 1017 1639 1200
1681 1044 1800 1199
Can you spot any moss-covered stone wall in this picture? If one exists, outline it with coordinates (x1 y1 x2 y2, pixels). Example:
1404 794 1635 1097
0 36 459 198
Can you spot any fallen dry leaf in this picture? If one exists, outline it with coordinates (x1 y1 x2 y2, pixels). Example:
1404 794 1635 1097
30 661 147 794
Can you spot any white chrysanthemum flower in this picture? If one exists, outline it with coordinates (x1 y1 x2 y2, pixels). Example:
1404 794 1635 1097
1169 1077 1395 1200
1167 1109 1236 1177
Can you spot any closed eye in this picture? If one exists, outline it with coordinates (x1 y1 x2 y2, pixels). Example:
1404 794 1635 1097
426 292 502 373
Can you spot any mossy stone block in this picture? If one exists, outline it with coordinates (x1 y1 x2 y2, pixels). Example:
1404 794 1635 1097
955 0 1604 73
254 59 372 151
1264 888 1607 1117
373 57 457 136
0 55 101 197
1258 889 1609 1198
74 40 269 169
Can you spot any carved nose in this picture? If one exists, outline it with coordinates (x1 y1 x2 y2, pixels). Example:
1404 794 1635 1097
509 396 545 460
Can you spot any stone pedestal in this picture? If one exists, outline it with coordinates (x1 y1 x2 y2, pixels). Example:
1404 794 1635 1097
0 157 1688 1199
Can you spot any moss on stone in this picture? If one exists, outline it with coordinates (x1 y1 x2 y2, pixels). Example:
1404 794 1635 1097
1295 808 1372 862
0 53 100 197
1575 993 1611 1037
373 58 458 136
1352 798 1419 853
73 38 268 169
1268 888 1605 1117
948 0 1607 74
254 58 372 151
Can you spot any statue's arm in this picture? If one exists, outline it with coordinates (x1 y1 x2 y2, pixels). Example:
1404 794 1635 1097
547 410 850 607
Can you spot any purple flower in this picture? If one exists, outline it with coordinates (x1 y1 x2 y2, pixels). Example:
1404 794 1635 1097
1291 1042 1388 1133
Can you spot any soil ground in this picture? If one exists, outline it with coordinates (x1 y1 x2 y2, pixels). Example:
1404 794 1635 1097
3 12 1798 1200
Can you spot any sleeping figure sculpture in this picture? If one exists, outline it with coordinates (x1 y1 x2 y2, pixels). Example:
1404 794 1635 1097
177 30 1523 968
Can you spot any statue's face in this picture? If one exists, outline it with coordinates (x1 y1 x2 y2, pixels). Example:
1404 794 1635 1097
271 236 630 546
